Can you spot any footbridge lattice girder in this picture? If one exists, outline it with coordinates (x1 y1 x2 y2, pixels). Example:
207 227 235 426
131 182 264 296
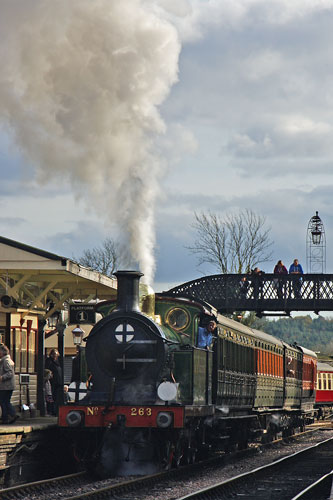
165 273 333 315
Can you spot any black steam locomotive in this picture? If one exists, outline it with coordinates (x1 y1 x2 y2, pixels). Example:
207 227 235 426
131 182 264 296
58 271 317 476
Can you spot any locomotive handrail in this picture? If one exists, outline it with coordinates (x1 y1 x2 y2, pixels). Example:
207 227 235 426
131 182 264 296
165 273 333 315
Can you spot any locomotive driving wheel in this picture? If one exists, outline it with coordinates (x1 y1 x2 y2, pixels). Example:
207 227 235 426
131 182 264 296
184 444 197 464
172 439 185 468
160 440 174 470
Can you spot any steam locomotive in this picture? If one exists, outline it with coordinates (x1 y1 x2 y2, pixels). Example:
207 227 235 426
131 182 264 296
58 271 317 476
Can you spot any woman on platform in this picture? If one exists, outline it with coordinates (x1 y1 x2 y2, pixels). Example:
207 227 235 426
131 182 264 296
0 345 18 424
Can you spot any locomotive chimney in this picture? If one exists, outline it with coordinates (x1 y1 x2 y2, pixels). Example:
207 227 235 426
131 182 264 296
114 270 143 312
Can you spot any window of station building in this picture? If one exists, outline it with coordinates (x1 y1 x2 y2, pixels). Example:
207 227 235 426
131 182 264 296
21 329 27 372
28 329 36 373
0 328 5 344
12 327 36 373
13 328 21 371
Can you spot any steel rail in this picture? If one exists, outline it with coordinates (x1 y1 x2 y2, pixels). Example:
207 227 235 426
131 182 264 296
291 470 333 500
176 437 333 500
0 471 87 500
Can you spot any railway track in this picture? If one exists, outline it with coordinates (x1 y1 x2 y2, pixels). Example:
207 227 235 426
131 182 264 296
176 437 333 500
292 470 333 499
0 427 331 500
0 454 232 500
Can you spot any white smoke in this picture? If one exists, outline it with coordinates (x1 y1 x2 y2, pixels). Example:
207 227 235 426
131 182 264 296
0 0 180 284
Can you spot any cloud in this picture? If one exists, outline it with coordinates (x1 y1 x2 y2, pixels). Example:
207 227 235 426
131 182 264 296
38 220 108 261
154 0 333 44
0 0 181 284
225 116 333 160
156 122 198 168
2 0 333 290
0 216 26 228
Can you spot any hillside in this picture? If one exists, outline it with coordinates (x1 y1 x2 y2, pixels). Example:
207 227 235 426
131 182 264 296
252 315 333 356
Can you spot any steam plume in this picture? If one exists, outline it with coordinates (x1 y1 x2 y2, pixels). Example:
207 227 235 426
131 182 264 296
0 0 180 284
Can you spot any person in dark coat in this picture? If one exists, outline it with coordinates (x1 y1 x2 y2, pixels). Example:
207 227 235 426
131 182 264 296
250 267 265 299
273 260 288 298
45 349 62 415
71 346 81 383
239 276 249 299
44 369 54 416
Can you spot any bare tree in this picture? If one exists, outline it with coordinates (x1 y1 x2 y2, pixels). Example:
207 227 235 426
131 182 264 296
76 238 130 277
188 209 273 274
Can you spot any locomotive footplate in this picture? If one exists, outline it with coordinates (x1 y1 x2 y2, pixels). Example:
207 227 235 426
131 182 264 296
58 404 185 428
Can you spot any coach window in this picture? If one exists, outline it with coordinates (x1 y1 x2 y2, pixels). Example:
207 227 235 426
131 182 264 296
323 374 327 390
257 349 262 375
328 375 332 390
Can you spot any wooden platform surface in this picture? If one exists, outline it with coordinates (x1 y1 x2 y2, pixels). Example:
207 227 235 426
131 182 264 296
0 415 57 434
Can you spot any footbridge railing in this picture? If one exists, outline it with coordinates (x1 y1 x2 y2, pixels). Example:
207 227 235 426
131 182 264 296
165 274 333 315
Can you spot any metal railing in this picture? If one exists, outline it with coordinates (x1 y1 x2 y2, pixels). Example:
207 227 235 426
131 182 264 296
165 273 333 315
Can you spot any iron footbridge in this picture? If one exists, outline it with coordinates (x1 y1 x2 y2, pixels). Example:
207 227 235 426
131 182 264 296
165 273 333 316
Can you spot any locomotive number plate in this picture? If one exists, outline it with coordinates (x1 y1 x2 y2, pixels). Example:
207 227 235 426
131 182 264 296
87 407 99 416
130 407 152 416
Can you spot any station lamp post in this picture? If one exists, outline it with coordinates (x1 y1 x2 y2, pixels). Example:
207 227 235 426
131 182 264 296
71 326 85 397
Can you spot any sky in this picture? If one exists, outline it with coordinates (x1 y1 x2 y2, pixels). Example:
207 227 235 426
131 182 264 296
0 0 333 293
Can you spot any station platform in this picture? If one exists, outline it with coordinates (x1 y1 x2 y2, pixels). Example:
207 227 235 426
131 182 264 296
0 415 57 433
0 415 72 488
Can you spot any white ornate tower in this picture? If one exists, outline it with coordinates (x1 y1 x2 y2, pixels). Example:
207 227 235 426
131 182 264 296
306 211 326 273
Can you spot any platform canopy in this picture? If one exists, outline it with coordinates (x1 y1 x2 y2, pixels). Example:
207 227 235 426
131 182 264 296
0 236 117 319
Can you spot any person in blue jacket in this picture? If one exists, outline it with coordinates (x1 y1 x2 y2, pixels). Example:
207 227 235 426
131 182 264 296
289 259 303 298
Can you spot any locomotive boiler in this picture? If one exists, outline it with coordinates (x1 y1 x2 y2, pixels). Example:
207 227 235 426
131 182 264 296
58 270 317 476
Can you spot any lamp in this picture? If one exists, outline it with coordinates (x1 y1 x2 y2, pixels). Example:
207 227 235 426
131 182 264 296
46 300 60 328
306 210 326 273
310 211 322 245
311 227 322 245
72 325 84 345
47 311 60 329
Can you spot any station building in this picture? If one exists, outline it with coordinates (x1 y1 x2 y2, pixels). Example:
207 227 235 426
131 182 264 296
0 235 117 416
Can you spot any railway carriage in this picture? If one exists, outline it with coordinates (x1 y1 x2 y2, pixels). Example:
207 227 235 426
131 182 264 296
58 271 317 476
315 362 333 419
299 346 317 412
253 329 284 410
